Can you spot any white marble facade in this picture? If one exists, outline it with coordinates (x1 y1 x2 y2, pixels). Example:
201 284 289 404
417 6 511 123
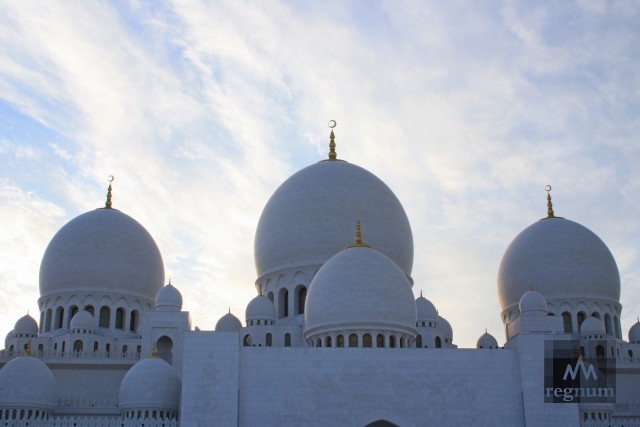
2 136 640 427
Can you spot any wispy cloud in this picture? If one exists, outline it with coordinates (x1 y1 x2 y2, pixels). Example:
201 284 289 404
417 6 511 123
0 1 638 346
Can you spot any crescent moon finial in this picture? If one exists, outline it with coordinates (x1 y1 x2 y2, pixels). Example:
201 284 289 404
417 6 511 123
545 185 554 218
328 120 337 160
105 175 114 209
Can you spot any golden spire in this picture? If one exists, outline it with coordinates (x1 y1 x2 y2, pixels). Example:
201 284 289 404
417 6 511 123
105 175 114 209
328 120 337 160
24 340 32 356
346 219 372 248
545 185 555 218
151 341 158 358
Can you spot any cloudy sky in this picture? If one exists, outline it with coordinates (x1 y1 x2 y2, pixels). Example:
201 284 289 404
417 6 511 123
1 1 639 348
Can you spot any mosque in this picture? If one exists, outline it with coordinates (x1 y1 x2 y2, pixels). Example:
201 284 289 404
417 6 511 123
1 123 640 427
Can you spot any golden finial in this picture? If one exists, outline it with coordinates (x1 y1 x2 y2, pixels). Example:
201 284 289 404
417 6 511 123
24 340 32 356
346 219 372 248
151 341 158 358
328 120 337 160
228 307 231 314
420 290 423 298
105 175 114 209
545 185 555 218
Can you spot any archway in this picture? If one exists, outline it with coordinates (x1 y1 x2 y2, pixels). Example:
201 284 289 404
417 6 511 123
365 420 399 427
156 336 174 364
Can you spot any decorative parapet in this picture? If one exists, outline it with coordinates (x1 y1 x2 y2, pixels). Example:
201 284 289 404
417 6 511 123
0 416 178 426
583 420 640 427
0 350 141 362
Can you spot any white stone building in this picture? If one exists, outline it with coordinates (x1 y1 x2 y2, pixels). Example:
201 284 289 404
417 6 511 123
1 128 639 427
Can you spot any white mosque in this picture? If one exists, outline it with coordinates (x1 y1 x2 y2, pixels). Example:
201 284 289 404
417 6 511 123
1 124 640 427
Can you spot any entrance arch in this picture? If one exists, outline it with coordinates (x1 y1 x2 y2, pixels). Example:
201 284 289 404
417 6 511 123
365 421 399 427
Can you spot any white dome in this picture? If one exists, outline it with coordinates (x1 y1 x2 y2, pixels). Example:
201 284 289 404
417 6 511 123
14 314 38 336
416 295 438 321
255 160 413 281
4 330 12 349
580 316 606 336
629 321 640 343
477 332 499 349
498 218 620 311
119 357 180 412
304 245 416 337
155 283 183 311
39 208 165 302
519 290 548 315
70 310 95 331
245 295 276 323
215 312 242 332
0 356 56 410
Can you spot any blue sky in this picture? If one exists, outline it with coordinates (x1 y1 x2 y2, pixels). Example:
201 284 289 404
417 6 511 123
1 1 639 347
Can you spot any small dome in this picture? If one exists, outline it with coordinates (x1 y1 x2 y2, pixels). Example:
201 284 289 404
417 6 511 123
0 356 56 410
629 321 640 343
580 316 606 336
215 312 242 332
155 283 183 311
4 330 12 349
498 218 620 312
70 310 95 332
39 208 165 302
245 295 276 323
477 332 499 349
437 316 453 340
119 357 180 413
255 160 414 282
14 314 38 336
305 245 416 337
416 295 438 321
519 290 548 315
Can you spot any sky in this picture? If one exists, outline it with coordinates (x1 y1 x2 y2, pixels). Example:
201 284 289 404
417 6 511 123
0 1 639 348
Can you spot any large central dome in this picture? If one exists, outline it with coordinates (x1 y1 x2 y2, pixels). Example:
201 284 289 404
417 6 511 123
39 208 165 302
254 160 414 281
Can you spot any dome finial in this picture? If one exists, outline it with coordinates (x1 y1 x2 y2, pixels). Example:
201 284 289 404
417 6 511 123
346 219 372 248
151 340 158 358
328 120 337 160
420 290 423 298
105 175 114 209
545 185 555 218
24 340 32 356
